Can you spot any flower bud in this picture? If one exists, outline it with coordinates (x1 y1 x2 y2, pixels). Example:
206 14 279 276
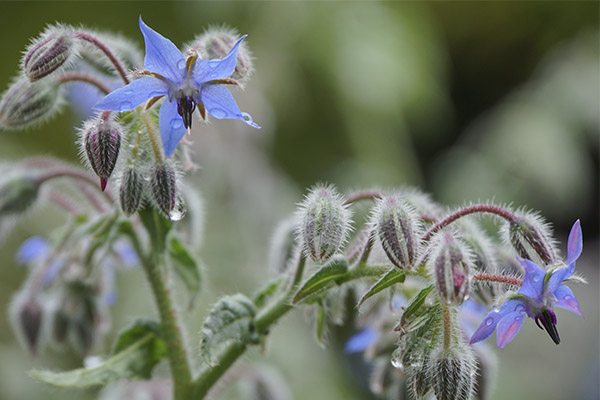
503 211 558 266
0 77 61 129
22 29 75 81
268 216 299 275
429 348 475 400
9 291 44 354
189 27 253 84
296 185 352 263
0 173 41 216
150 161 177 218
372 194 421 270
431 233 471 305
119 167 144 216
81 116 122 191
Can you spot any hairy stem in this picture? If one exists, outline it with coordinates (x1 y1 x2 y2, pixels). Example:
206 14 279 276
74 31 131 84
56 71 111 94
473 273 523 287
421 204 518 241
343 189 383 205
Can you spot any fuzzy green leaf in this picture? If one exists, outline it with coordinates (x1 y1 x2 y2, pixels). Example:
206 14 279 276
200 294 259 366
292 255 348 304
30 320 166 388
396 285 434 334
357 268 406 308
315 302 327 347
253 279 284 309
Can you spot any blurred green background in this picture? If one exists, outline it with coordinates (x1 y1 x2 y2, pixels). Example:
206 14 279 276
0 1 598 400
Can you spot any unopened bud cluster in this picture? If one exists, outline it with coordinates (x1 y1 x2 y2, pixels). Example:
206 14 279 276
296 185 352 263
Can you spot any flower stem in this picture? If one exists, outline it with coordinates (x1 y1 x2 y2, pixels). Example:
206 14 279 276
421 204 518 241
473 273 523 287
343 190 382 205
74 31 130 84
142 112 164 161
56 71 112 94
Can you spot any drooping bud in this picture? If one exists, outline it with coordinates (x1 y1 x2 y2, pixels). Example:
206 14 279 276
9 291 44 354
22 28 75 81
0 77 61 129
150 161 177 218
296 185 352 263
268 216 299 275
189 27 253 84
429 347 476 400
372 194 421 270
503 210 558 267
81 115 122 191
0 173 41 216
119 167 144 216
431 233 471 305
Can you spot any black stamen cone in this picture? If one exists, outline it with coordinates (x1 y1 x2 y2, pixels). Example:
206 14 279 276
537 309 560 345
177 96 197 129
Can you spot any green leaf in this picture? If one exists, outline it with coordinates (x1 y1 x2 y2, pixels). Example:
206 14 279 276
168 235 202 303
315 301 327 347
200 294 259 366
357 268 406 308
395 285 434 335
292 255 348 304
253 279 284 309
30 320 166 388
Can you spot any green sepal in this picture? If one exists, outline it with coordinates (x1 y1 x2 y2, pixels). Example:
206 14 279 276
292 254 348 304
357 267 406 309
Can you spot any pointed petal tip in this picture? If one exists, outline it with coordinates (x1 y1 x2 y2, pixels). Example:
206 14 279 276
100 177 107 191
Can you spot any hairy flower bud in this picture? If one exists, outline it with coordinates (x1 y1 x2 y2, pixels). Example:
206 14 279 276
189 27 253 84
0 77 61 129
119 167 144 216
296 185 352 263
23 29 75 82
431 233 471 305
372 194 421 270
9 291 44 354
0 173 41 216
503 211 558 267
150 161 177 218
81 116 122 191
429 347 475 400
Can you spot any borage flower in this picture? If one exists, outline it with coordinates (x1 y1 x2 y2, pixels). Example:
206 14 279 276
470 220 583 348
95 17 259 156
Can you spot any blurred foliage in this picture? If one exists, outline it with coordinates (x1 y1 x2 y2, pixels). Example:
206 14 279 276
0 2 597 400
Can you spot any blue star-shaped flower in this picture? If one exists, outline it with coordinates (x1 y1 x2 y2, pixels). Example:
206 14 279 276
470 220 583 348
95 17 260 156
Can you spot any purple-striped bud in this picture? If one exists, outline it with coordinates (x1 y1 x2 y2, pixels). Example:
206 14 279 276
431 233 471 305
372 195 421 270
23 29 74 82
0 77 61 129
81 116 122 191
150 162 177 218
503 211 558 267
188 27 253 84
10 291 44 354
296 185 352 263
429 347 475 400
119 167 144 216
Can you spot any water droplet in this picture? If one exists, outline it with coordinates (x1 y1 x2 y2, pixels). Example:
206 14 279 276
390 357 403 370
170 119 183 130
124 89 133 96
177 59 186 70
207 61 219 69
485 318 494 326
533 274 541 282
119 101 132 111
169 199 186 221
209 108 227 119
564 295 571 300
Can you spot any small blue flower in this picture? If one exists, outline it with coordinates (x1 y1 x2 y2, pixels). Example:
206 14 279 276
95 17 260 157
470 220 583 348
345 327 381 354
16 236 50 265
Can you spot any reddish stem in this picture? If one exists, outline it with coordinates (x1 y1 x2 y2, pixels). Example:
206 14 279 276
473 273 523 287
343 190 383 205
56 71 112 94
74 31 130 84
422 204 517 241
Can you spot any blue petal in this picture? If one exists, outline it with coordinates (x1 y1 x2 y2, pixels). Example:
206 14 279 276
159 99 186 157
517 258 545 301
193 35 247 83
496 307 526 348
553 285 582 316
139 17 185 83
566 219 582 271
42 257 66 286
113 240 139 267
16 236 50 265
345 327 380 353
201 84 260 128
95 76 168 112
546 266 572 294
469 298 525 345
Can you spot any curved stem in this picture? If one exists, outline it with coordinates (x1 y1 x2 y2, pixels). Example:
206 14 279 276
473 273 523 287
421 204 518 241
74 31 130 84
343 190 382 205
56 71 111 94
35 167 113 203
